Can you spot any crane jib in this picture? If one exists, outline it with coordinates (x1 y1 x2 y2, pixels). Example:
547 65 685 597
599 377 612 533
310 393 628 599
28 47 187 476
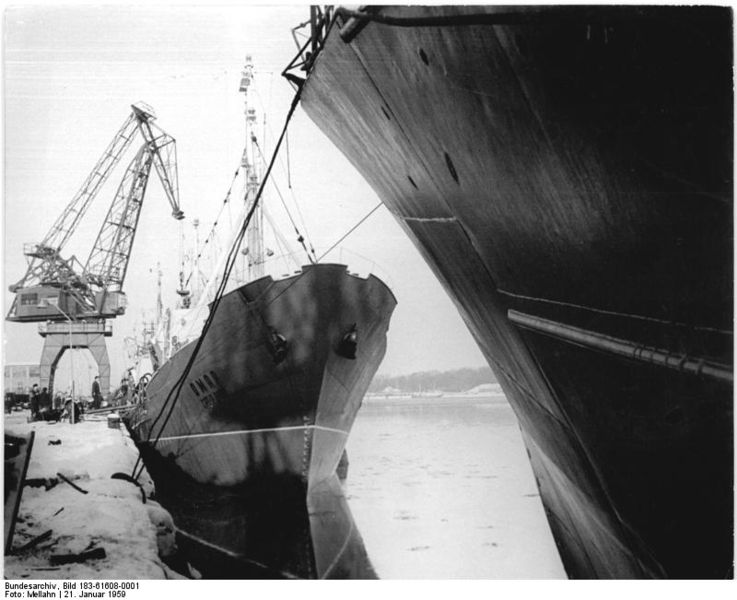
6 103 184 323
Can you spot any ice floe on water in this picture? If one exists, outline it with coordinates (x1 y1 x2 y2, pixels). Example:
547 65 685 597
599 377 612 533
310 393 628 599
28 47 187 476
345 395 566 579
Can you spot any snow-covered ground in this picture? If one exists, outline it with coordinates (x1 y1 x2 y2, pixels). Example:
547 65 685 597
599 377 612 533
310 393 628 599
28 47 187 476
4 396 565 580
4 411 183 579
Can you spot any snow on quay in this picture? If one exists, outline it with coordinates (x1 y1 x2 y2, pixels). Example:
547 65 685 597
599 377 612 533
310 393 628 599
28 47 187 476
4 412 185 580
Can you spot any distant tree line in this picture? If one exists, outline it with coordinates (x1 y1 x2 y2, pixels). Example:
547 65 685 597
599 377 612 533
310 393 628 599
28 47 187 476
369 366 497 393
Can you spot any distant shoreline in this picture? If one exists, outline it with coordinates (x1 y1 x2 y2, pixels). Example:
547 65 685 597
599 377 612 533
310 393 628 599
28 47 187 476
361 391 508 408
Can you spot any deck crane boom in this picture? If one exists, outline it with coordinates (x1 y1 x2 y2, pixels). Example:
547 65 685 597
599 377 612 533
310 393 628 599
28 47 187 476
6 102 184 323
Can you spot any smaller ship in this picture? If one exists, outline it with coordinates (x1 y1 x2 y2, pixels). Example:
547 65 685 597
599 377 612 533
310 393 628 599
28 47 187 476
127 56 396 578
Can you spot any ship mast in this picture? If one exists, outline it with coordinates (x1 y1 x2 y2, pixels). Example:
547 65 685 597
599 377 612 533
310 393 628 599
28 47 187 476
192 218 202 299
240 55 265 281
155 262 163 324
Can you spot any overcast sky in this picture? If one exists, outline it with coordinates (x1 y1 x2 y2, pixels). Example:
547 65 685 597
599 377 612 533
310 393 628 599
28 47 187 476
2 4 488 392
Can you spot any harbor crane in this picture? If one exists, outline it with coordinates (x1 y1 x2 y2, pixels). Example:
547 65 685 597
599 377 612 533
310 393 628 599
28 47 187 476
6 103 184 397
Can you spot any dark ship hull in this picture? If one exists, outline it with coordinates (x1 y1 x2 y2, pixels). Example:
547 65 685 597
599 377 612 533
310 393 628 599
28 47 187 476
138 447 377 579
298 6 733 578
128 263 395 577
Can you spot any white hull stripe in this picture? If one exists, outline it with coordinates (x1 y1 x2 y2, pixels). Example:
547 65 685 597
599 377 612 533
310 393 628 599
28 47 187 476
175 527 299 579
176 527 245 559
147 424 349 443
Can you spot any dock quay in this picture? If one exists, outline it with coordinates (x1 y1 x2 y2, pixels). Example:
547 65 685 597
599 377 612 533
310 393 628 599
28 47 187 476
4 411 190 580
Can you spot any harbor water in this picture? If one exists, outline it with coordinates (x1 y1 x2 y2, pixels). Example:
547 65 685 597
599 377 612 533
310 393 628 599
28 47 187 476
4 393 567 580
344 393 567 579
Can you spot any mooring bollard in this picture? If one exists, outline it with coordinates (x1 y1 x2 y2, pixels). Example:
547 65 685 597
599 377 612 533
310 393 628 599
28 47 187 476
107 413 121 430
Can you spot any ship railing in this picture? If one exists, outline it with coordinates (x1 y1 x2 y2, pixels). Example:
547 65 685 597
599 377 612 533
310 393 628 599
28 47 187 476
255 246 395 290
176 246 394 341
333 246 395 290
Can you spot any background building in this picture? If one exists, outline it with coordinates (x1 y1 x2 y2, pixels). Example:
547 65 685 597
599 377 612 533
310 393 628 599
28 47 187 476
3 362 40 399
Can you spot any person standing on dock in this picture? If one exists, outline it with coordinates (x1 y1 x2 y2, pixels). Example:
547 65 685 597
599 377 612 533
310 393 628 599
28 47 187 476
91 376 103 409
62 397 81 423
29 383 40 420
126 369 135 401
118 375 128 406
39 387 51 410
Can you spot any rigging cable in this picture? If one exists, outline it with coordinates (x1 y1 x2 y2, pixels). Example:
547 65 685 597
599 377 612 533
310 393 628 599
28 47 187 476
258 201 384 313
177 220 185 293
261 204 303 271
286 128 292 188
316 202 382 262
252 124 317 264
253 86 317 261
131 82 305 482
285 171 317 261
182 165 241 291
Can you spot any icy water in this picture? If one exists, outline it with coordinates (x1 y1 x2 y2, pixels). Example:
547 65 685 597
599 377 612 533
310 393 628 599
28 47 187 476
344 394 567 579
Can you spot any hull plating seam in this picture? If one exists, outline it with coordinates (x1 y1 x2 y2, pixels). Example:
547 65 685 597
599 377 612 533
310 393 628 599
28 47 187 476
400 216 458 223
